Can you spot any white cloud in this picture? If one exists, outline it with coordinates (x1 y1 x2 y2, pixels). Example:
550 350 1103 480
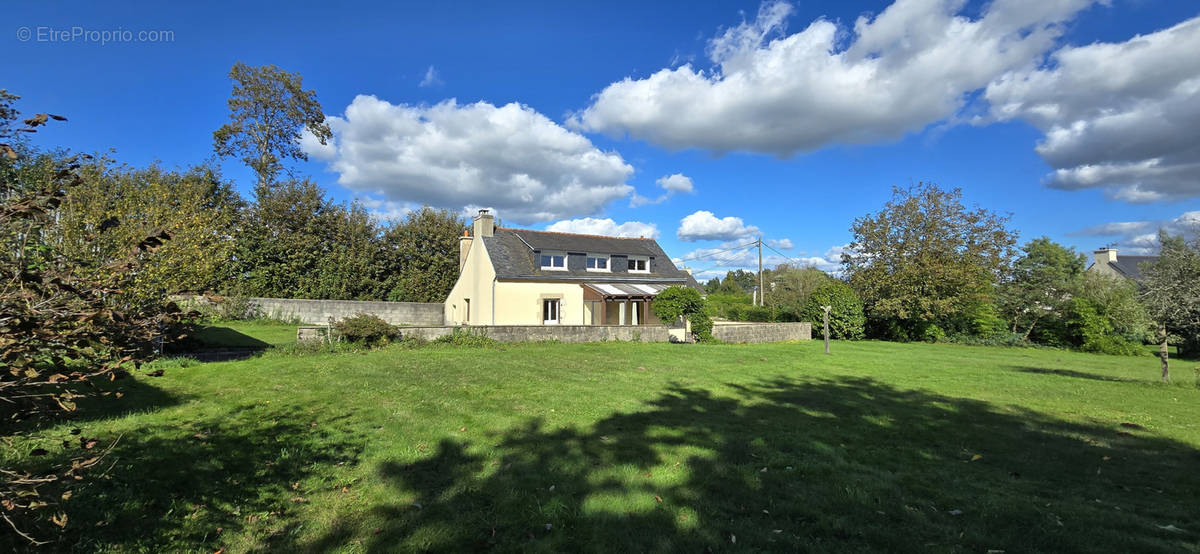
630 173 696 207
985 16 1200 202
419 65 443 88
673 241 846 281
767 238 793 250
544 217 659 238
677 210 760 242
307 95 635 225
1071 211 1200 254
676 209 758 239
571 0 1095 155
356 197 413 222
657 173 694 194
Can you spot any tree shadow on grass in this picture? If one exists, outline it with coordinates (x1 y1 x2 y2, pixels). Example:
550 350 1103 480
307 377 1199 553
1008 366 1138 383
3 404 369 553
164 324 279 362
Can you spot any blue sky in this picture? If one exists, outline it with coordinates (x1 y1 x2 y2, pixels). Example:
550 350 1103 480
7 0 1200 279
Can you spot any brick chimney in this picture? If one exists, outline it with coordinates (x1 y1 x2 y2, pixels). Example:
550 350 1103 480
473 209 494 238
1094 247 1118 266
458 229 472 271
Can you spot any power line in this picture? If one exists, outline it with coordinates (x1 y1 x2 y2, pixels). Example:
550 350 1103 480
675 240 759 263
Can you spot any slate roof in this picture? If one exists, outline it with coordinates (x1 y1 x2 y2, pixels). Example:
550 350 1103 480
1099 255 1160 281
481 227 701 289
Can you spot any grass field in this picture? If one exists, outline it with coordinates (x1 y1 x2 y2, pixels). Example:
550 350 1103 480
5 324 1200 552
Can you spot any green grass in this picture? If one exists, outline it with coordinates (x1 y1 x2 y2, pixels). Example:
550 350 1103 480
5 336 1200 552
185 320 299 349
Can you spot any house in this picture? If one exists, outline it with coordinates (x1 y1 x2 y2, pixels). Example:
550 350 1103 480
445 209 701 326
1086 247 1159 281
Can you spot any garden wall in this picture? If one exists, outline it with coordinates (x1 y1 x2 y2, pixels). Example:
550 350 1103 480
711 322 812 343
249 297 444 326
396 325 670 343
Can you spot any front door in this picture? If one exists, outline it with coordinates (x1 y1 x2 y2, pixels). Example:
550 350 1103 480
543 299 560 324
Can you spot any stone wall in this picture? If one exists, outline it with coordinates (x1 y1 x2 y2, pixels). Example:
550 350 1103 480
712 322 812 343
249 297 444 326
396 325 670 343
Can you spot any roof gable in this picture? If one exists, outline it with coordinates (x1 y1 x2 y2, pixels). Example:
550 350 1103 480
481 227 700 289
1108 254 1160 281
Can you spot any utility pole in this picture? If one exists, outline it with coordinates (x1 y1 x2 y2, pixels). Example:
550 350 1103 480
757 236 764 307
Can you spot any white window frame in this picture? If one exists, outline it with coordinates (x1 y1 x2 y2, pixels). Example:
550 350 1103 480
585 254 610 272
627 255 649 273
539 251 567 271
542 298 560 324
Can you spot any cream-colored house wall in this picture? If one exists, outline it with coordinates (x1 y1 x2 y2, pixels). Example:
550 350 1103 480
444 237 496 325
493 281 587 325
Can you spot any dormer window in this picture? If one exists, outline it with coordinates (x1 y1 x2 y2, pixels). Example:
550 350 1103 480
627 256 649 273
539 251 567 270
586 254 609 271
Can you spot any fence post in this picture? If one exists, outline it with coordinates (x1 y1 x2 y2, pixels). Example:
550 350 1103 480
822 305 831 355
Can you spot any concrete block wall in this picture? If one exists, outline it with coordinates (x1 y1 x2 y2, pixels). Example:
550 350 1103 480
712 322 812 343
249 297 444 326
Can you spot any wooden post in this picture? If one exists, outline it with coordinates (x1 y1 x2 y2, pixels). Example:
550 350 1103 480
822 305 831 355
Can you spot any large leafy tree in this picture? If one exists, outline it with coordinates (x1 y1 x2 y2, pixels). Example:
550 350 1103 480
1 99 185 544
843 183 1017 339
53 159 242 297
212 62 332 188
378 207 465 303
235 179 379 300
764 264 832 313
1140 231 1200 381
999 237 1086 340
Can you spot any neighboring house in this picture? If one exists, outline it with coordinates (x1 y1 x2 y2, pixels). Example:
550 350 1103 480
446 210 701 326
1086 247 1159 282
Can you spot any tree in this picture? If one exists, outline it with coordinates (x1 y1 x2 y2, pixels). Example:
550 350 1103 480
1140 231 1200 381
378 206 465 303
764 264 832 314
999 237 1085 340
723 269 757 294
53 159 242 297
703 277 722 294
842 183 1017 340
213 62 332 188
234 179 342 298
1 103 185 544
800 282 865 340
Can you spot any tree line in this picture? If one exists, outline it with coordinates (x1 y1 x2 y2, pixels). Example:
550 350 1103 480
704 183 1200 379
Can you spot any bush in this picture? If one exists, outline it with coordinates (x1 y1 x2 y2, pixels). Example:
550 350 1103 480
1067 298 1145 356
688 311 715 343
741 306 774 322
921 323 947 343
652 286 704 323
947 332 1034 348
801 282 866 340
333 313 399 346
432 328 496 347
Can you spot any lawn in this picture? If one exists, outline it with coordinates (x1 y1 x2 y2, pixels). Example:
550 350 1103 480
4 328 1200 552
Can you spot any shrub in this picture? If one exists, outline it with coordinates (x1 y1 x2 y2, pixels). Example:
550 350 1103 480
1067 298 1145 356
432 328 496 347
921 323 947 343
217 294 254 321
652 286 704 323
333 313 399 346
688 311 715 343
800 282 866 340
741 306 774 322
